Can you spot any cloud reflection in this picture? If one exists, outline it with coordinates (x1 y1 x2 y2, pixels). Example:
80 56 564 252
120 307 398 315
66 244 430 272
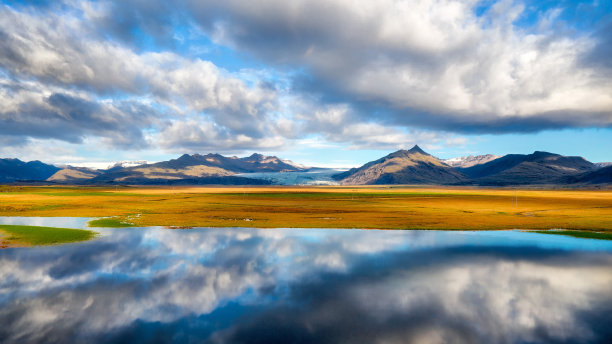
0 228 611 343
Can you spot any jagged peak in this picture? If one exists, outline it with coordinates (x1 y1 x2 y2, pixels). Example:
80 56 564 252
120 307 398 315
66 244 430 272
247 153 267 159
387 145 429 159
203 153 223 158
407 145 427 155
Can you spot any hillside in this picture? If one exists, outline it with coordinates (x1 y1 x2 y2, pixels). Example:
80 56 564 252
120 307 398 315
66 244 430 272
0 158 60 183
459 151 596 185
333 146 467 185
595 162 612 169
47 166 103 184
562 165 612 184
84 153 305 184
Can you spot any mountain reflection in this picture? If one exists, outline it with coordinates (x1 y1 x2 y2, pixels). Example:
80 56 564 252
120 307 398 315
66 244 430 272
1 228 611 344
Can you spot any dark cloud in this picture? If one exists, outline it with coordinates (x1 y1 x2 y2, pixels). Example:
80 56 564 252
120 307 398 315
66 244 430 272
386 108 612 134
582 16 612 71
89 0 179 50
0 81 158 148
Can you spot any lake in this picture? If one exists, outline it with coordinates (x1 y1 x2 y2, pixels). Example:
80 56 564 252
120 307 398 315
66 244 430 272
1 217 611 343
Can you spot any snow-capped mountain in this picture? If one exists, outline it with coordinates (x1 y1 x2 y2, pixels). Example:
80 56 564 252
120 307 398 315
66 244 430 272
443 154 501 168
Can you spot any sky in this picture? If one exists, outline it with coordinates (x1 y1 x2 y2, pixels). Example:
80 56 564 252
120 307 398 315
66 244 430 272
0 0 611 168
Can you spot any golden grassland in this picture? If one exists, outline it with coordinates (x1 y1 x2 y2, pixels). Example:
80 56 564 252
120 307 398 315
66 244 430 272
0 185 611 232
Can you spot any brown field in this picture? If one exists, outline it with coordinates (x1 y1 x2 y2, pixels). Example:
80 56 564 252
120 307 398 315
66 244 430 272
0 185 611 231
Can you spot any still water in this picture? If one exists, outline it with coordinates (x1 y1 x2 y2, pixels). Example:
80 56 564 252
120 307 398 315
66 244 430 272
1 217 611 343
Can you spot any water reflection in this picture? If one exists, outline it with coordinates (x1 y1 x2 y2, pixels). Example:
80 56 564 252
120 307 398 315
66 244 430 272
1 223 611 343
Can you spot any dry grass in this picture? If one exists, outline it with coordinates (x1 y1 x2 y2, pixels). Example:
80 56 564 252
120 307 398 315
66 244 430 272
0 185 611 231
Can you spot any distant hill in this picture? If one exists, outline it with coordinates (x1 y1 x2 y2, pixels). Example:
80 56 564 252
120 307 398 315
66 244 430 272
595 162 612 169
459 151 596 185
333 145 467 185
443 154 501 168
562 165 612 185
84 153 306 184
152 153 304 173
0 158 60 183
47 166 102 184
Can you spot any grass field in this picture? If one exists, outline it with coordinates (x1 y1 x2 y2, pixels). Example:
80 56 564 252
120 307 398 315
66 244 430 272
0 185 611 233
0 224 97 247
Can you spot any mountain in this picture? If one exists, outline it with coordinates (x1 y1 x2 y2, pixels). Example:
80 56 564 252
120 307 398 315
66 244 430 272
595 162 612 169
146 153 303 173
47 166 102 184
562 165 612 185
443 154 501 168
333 145 467 185
85 153 306 184
106 160 148 171
0 158 60 183
459 151 596 185
2 150 608 186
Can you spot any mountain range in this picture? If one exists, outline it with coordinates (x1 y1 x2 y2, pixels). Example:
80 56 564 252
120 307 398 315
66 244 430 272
456 151 595 185
0 159 60 183
1 147 610 186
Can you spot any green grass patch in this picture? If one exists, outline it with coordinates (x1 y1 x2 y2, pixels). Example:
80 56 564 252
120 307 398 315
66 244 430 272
0 225 97 246
531 230 612 241
88 218 135 227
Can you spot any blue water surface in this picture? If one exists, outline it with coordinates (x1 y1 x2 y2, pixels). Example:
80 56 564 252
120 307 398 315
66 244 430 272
1 217 611 343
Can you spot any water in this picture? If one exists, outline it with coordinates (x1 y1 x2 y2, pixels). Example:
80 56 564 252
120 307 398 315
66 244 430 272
235 169 343 185
1 217 611 343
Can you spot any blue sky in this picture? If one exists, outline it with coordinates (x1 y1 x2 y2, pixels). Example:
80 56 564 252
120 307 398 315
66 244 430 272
0 0 611 168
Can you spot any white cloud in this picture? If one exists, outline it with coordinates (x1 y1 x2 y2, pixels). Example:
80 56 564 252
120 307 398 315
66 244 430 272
0 5 285 150
2 0 611 159
188 0 612 131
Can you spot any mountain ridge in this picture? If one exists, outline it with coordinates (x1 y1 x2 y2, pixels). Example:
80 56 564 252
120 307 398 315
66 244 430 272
1 149 610 186
333 145 467 185
76 153 306 185
0 158 60 183
459 151 595 185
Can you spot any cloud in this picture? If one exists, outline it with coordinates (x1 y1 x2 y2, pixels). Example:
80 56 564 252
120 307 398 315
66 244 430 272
157 119 287 153
0 4 284 151
2 0 611 156
582 16 612 71
0 77 157 148
295 102 462 150
186 0 612 133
